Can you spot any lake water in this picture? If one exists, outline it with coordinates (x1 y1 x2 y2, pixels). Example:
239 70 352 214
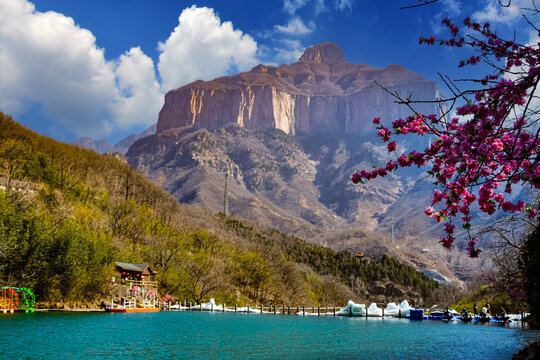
1 311 538 359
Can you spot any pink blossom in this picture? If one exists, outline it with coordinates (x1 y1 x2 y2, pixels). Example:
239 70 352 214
397 154 411 167
463 192 476 205
501 201 514 212
352 16 540 257
386 160 397 172
441 236 455 249
515 200 526 213
432 189 443 204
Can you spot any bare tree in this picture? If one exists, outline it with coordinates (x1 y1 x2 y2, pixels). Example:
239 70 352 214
181 255 228 304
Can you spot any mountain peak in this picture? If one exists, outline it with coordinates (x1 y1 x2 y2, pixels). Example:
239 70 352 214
157 41 439 136
299 41 345 65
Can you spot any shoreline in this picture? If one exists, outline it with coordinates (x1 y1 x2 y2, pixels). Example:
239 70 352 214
35 308 105 313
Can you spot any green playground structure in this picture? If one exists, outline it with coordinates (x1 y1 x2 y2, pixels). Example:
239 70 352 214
0 287 35 313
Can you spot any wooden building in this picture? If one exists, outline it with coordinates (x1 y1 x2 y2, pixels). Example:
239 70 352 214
115 262 157 289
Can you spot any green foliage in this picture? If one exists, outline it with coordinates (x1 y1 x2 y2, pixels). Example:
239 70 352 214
0 111 438 306
234 250 273 302
450 285 521 315
222 216 438 299
0 191 116 302
302 273 324 306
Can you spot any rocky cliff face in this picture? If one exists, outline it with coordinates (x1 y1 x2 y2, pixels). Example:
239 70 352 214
157 42 440 136
127 42 487 284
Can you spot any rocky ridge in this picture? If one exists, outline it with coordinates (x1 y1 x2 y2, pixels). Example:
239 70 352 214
157 42 440 137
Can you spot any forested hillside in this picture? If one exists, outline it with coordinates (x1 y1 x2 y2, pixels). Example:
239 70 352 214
0 112 437 307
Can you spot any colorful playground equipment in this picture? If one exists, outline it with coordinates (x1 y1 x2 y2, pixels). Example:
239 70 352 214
15 287 35 312
0 287 35 313
1 288 18 313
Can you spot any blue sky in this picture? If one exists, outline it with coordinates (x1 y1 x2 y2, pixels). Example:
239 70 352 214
0 0 534 144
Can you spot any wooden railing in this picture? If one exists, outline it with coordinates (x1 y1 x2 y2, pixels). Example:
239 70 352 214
162 303 410 317
120 279 158 288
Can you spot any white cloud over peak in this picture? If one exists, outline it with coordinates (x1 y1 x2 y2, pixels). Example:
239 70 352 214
110 47 163 130
0 1 260 139
157 6 259 92
273 39 305 64
473 0 522 24
275 17 315 35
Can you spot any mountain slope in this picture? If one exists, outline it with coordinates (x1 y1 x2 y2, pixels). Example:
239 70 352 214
126 42 488 283
0 112 438 306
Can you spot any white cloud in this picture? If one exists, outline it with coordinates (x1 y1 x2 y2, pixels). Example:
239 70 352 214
473 0 522 24
157 6 259 92
442 0 462 16
284 0 310 15
0 1 259 138
110 47 163 130
334 0 353 12
0 0 118 136
315 0 328 14
428 0 462 34
0 0 164 138
273 39 305 64
275 17 315 35
283 0 352 15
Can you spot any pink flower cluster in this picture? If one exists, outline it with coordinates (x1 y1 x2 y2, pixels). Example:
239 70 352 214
352 17 540 258
162 293 176 302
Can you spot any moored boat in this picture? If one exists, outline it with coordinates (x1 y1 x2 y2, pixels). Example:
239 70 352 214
477 311 491 322
107 307 159 313
460 309 473 322
494 308 511 323
442 307 455 321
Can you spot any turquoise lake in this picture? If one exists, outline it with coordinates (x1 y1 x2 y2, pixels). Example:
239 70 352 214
1 311 538 359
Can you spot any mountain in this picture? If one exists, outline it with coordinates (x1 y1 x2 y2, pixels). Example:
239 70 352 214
127 42 476 283
71 137 112 153
71 124 157 154
158 42 440 137
109 124 157 154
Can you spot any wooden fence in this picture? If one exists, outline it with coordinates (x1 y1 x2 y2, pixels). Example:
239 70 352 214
160 302 407 318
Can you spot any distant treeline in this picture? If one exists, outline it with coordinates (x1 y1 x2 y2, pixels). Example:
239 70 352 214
223 217 438 299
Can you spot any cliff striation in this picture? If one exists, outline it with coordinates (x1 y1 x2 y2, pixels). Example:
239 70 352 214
157 42 440 136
